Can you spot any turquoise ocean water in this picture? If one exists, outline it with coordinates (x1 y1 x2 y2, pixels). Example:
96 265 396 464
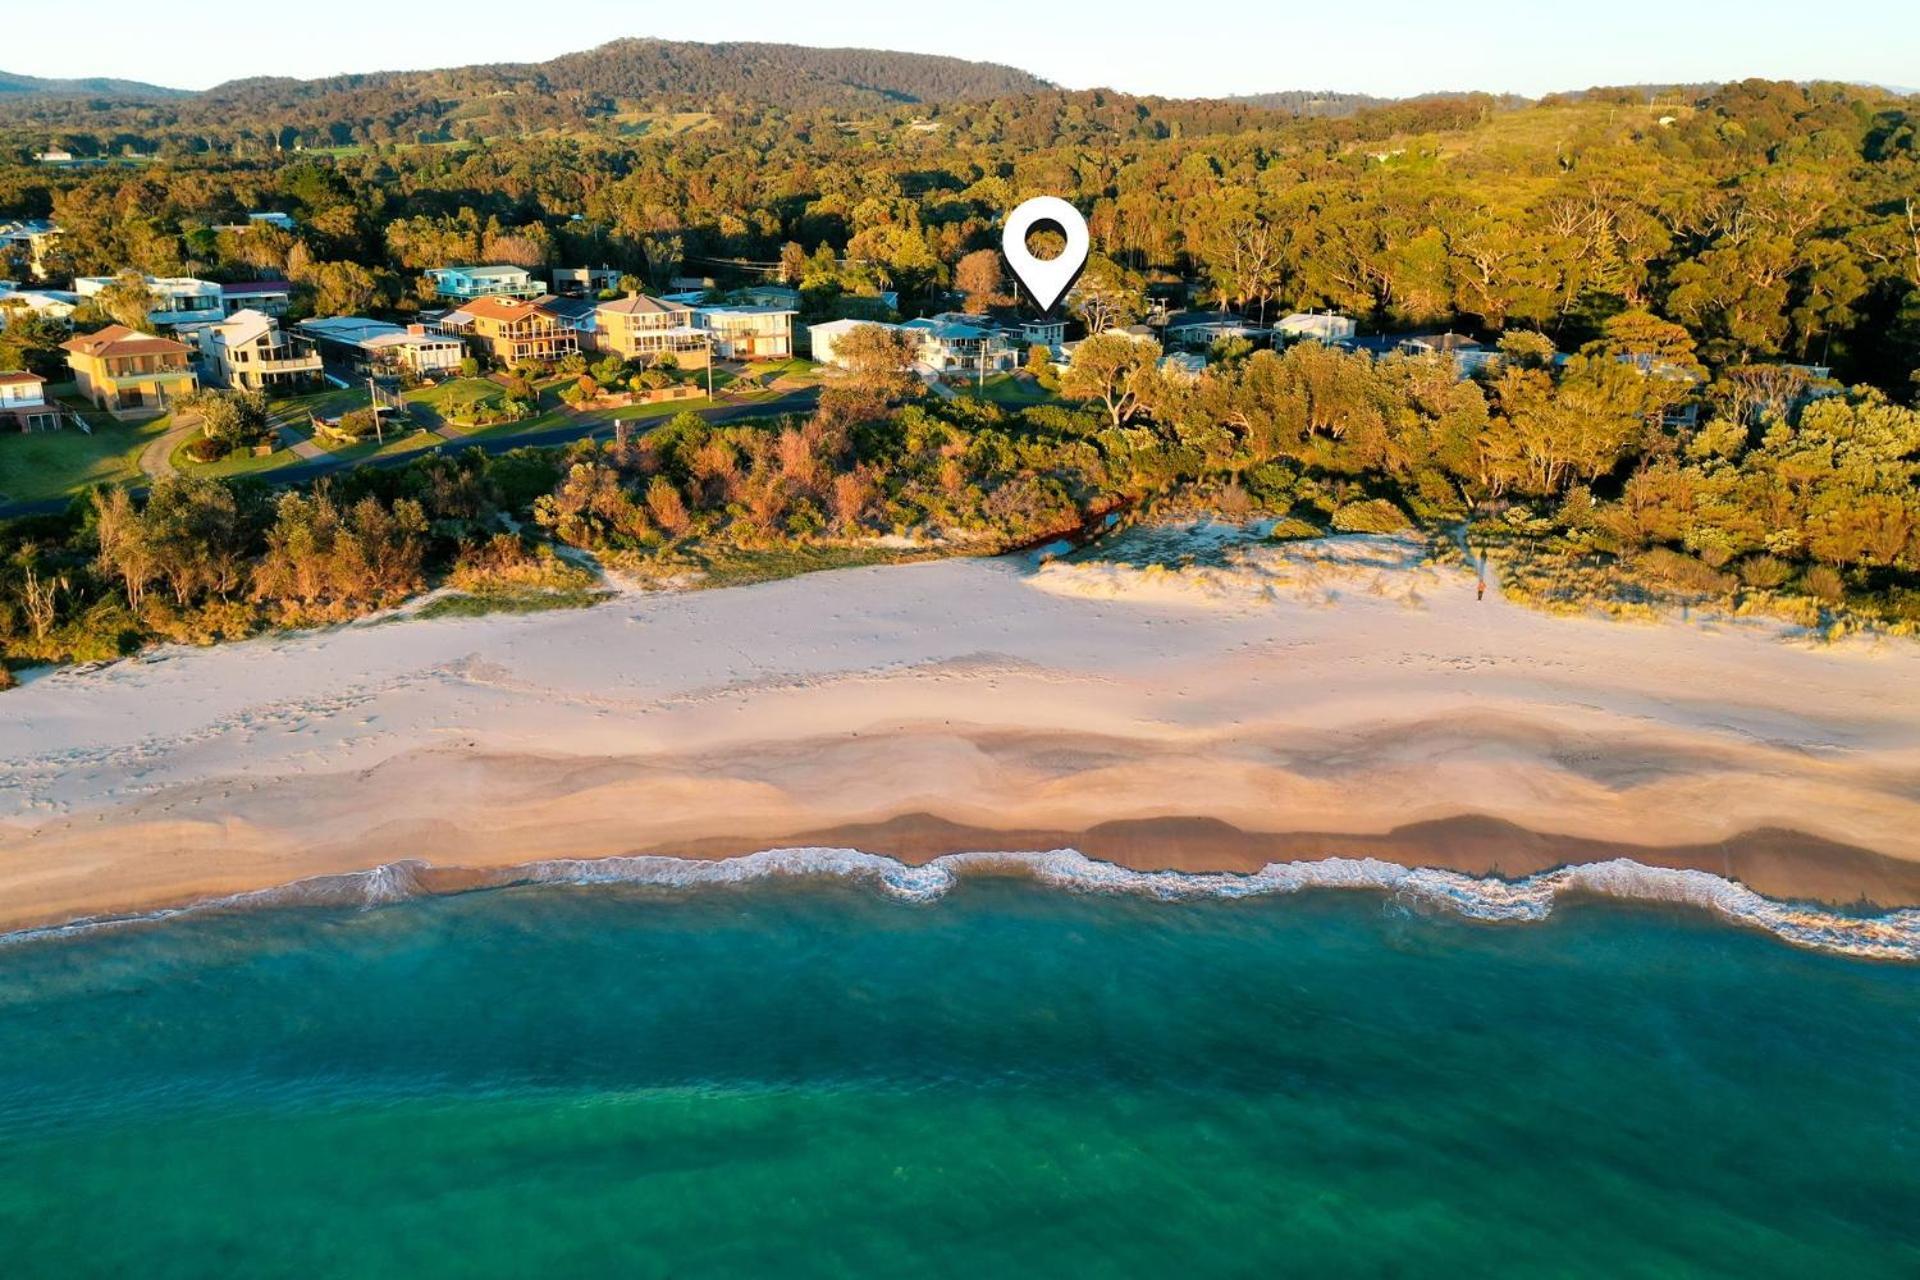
0 872 1914 1277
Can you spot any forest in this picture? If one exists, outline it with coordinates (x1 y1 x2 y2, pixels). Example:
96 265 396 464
0 72 1916 683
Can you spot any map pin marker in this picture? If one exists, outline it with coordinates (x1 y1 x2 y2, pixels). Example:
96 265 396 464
1003 196 1089 314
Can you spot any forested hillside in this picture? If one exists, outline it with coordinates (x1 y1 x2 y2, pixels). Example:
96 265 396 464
0 39 1054 149
0 71 181 98
1 71 1917 678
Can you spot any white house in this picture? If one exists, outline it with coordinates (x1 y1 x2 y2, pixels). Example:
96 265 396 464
1275 312 1357 343
195 309 324 392
694 305 796 360
75 274 226 329
0 219 62 279
0 370 63 431
0 285 80 328
299 316 467 376
901 317 1017 375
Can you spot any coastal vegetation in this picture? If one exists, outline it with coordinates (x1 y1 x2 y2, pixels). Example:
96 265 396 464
1 70 1917 677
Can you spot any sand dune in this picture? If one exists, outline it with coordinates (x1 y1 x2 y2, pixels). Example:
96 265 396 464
3 533 1919 930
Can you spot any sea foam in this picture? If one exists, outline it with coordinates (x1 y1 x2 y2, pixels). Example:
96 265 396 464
4 848 1915 962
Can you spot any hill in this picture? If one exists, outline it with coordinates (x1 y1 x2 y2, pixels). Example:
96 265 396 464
0 70 183 98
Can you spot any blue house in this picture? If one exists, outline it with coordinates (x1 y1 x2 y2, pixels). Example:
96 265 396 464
424 265 541 302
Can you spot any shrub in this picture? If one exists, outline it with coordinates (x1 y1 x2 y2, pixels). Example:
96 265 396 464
1635 547 1736 595
1330 498 1412 534
1268 516 1324 541
1802 564 1845 603
1737 554 1793 589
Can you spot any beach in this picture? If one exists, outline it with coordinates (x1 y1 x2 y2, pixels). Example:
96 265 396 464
4 531 1920 932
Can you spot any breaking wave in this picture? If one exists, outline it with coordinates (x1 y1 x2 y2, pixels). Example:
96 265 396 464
4 848 1915 963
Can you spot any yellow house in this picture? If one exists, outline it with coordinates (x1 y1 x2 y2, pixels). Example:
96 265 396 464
594 293 710 367
61 324 198 418
440 297 578 366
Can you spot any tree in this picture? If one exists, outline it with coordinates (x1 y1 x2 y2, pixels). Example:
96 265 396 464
1068 254 1145 335
94 270 157 331
955 249 1007 313
1061 333 1162 431
831 323 924 401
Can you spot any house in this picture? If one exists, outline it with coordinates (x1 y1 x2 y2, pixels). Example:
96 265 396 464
811 317 1014 377
61 324 198 417
211 212 298 234
736 283 802 309
549 267 624 298
695 305 795 360
1396 331 1497 376
1159 352 1207 382
595 293 710 366
0 220 62 279
807 318 886 366
1163 309 1267 348
439 296 579 365
0 371 63 431
0 285 80 328
219 280 294 317
532 294 600 345
1275 312 1357 344
194 309 324 393
900 316 1016 375
34 149 74 164
74 275 225 329
299 316 466 377
424 265 541 302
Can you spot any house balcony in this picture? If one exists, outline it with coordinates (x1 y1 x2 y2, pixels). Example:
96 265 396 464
149 306 224 328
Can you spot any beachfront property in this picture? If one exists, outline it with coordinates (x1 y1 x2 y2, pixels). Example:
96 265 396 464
219 280 294 317
533 294 600 345
1275 312 1357 344
61 324 199 417
0 371 64 431
439 296 579 365
0 219 62 279
901 315 1017 375
694 305 795 360
549 267 623 298
193 309 324 393
809 316 1016 376
424 265 541 302
74 274 226 330
595 293 710 367
298 316 467 377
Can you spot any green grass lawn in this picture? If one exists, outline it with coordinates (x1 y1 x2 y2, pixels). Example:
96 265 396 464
976 373 1058 407
0 418 166 503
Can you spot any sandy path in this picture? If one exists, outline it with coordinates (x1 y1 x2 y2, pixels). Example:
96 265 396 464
2 534 1918 929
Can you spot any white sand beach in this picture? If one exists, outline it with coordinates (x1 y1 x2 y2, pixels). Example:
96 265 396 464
3 532 1919 930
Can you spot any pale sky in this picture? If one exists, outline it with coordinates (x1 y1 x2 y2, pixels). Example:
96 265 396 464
9 1 1919 99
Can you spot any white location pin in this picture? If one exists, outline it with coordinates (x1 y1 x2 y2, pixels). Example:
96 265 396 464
1002 196 1089 313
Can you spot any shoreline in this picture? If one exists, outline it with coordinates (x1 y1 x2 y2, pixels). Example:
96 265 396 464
5 538 1920 936
7 831 1915 965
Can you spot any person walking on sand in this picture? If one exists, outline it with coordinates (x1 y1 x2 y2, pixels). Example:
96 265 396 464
1477 576 1485 601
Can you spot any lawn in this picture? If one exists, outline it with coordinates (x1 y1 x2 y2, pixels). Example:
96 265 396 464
976 373 1058 407
0 418 166 503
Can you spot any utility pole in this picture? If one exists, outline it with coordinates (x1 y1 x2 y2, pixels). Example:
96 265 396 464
706 333 715 400
367 375 384 443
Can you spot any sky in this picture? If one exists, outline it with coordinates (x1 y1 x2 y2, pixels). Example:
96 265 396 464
9 1 1919 99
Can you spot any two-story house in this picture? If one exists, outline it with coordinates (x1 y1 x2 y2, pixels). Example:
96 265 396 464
900 316 1017 375
595 294 709 366
196 310 324 393
440 297 578 365
0 371 63 431
694 305 795 360
61 324 198 417
0 219 62 280
74 275 226 329
425 265 541 303
220 280 295 317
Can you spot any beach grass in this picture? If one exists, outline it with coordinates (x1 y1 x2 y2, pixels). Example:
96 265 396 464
414 586 615 620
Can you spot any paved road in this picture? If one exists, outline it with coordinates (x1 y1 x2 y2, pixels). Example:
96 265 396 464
0 389 821 522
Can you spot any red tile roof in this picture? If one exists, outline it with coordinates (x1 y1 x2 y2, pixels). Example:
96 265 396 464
0 370 46 386
62 324 189 359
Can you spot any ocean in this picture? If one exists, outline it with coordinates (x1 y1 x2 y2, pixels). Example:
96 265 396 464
0 864 1914 1277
